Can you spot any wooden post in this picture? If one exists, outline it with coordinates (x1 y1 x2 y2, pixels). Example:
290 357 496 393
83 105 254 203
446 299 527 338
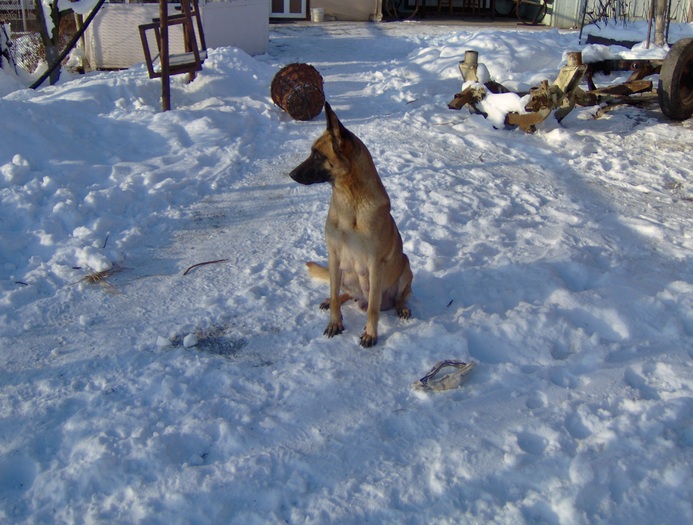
646 0 654 48
181 0 196 83
654 0 668 47
160 0 170 111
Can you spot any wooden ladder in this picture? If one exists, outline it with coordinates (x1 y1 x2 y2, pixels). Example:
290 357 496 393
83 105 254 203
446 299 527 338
139 0 207 111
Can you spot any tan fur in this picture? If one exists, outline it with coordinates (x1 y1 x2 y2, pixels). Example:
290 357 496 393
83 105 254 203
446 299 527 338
290 103 413 347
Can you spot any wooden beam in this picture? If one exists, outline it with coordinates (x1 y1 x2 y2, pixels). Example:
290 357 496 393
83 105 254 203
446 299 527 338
160 0 170 112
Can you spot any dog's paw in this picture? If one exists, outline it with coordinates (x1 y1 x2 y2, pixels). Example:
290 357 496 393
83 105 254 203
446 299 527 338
324 321 344 338
396 306 412 320
319 299 330 310
359 331 378 348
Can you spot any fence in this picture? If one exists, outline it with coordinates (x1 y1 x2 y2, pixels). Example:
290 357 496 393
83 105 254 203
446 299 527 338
0 0 37 32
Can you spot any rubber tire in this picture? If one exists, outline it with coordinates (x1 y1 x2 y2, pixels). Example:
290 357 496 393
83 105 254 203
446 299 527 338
658 38 693 120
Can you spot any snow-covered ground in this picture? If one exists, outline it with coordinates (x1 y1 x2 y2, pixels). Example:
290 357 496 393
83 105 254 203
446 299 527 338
2 18 693 524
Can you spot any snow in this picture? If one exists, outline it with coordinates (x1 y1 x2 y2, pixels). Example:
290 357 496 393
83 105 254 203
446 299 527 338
56 0 102 16
2 19 693 524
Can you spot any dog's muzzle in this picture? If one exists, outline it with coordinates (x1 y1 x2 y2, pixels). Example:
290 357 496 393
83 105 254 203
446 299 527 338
290 155 332 185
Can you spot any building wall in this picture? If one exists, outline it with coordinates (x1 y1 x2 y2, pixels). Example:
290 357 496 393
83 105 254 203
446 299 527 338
308 0 691 26
84 0 269 70
310 0 379 21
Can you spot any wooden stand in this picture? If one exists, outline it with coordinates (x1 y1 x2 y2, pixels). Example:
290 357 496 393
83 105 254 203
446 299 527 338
139 0 207 111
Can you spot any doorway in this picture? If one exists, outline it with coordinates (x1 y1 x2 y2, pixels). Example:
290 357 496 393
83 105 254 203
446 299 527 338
270 0 307 18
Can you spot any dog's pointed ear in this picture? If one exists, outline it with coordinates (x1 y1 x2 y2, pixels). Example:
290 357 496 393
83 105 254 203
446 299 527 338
325 102 348 150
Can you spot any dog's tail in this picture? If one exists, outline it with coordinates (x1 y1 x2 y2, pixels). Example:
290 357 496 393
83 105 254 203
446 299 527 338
306 261 329 282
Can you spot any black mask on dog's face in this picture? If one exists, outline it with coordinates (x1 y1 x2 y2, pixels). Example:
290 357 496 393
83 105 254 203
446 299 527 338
290 149 332 185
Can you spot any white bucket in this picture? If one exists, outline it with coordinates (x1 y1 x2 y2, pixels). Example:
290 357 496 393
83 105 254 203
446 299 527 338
311 7 324 23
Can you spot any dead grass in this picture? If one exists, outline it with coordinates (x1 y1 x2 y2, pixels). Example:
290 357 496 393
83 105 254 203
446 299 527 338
73 265 124 293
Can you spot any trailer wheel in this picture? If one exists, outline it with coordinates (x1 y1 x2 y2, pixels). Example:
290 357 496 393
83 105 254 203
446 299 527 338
658 38 693 120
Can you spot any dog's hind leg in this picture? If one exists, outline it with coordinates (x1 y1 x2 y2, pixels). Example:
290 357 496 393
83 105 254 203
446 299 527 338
307 262 352 314
395 256 414 320
320 294 351 310
395 291 412 319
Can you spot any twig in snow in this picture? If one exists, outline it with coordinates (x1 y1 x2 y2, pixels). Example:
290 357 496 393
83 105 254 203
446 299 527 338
183 259 229 276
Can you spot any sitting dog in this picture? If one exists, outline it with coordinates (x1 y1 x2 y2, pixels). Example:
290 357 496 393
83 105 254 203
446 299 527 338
290 102 413 347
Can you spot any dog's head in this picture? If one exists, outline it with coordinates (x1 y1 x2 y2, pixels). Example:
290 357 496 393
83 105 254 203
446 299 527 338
289 102 354 185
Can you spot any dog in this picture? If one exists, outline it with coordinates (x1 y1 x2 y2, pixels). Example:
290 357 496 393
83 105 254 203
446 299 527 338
290 102 413 347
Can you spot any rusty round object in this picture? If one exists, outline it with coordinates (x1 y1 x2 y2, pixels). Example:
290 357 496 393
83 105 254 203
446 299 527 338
271 63 325 121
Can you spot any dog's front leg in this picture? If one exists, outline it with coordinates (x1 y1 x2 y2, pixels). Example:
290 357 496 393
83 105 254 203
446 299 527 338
324 250 344 338
360 263 383 347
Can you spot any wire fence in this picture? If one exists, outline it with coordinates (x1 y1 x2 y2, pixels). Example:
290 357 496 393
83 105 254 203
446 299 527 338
1 0 39 71
1 2 81 74
0 0 37 31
